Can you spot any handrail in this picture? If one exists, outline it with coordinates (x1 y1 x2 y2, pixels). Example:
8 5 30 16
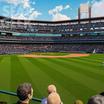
0 90 41 102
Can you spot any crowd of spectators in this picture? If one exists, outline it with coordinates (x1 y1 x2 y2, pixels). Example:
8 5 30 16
0 35 104 42
0 18 104 34
16 83 63 104
17 83 104 104
0 34 104 54
0 43 104 54
7 82 104 104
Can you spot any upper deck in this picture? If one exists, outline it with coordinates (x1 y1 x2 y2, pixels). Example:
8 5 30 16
0 16 104 35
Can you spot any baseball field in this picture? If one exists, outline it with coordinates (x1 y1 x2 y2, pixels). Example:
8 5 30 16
0 53 104 104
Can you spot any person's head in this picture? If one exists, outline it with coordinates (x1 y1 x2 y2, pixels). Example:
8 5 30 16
48 85 57 94
87 95 104 104
74 100 84 104
17 83 33 102
0 101 7 104
47 93 61 104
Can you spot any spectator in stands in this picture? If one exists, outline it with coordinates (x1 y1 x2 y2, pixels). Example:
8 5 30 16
87 92 104 104
16 83 33 104
47 93 62 104
47 85 57 94
74 100 84 104
42 84 57 104
42 84 62 104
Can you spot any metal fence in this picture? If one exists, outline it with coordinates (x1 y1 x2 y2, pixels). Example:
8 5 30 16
0 90 41 103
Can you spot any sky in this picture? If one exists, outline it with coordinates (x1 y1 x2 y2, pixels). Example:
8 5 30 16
0 0 104 21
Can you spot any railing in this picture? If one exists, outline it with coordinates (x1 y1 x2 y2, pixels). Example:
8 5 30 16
0 90 41 103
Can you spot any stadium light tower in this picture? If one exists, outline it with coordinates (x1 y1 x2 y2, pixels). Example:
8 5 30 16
78 4 91 20
9 3 12 32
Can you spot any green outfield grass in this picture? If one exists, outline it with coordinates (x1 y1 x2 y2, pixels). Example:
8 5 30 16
0 54 104 104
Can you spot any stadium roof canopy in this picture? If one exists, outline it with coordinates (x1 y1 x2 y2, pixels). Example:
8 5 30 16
0 16 104 24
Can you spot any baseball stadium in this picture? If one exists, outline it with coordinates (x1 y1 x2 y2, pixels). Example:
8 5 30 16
0 1 104 104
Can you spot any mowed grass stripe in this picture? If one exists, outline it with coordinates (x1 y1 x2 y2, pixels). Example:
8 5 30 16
69 57 103 68
31 58 96 104
76 57 104 69
0 56 11 103
89 54 104 59
0 54 103 104
86 54 104 61
11 56 43 104
55 57 101 67
24 57 75 104
77 57 103 63
51 58 104 83
0 56 4 62
65 58 104 76
17 56 43 99
18 57 59 99
27 58 76 104
42 58 103 92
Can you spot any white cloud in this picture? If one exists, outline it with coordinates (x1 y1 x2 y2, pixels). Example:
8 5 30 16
11 9 42 20
22 0 30 8
91 0 104 17
12 13 27 19
64 5 70 9
52 13 70 21
6 0 30 8
29 11 42 19
49 5 70 15
6 0 21 5
11 11 42 20
3 0 42 20
49 5 71 21
49 5 63 15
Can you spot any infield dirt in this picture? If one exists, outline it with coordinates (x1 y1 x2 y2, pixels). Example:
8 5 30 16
20 53 90 58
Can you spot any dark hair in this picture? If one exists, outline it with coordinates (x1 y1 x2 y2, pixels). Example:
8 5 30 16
100 92 104 96
17 83 32 101
0 101 7 104
87 95 104 104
